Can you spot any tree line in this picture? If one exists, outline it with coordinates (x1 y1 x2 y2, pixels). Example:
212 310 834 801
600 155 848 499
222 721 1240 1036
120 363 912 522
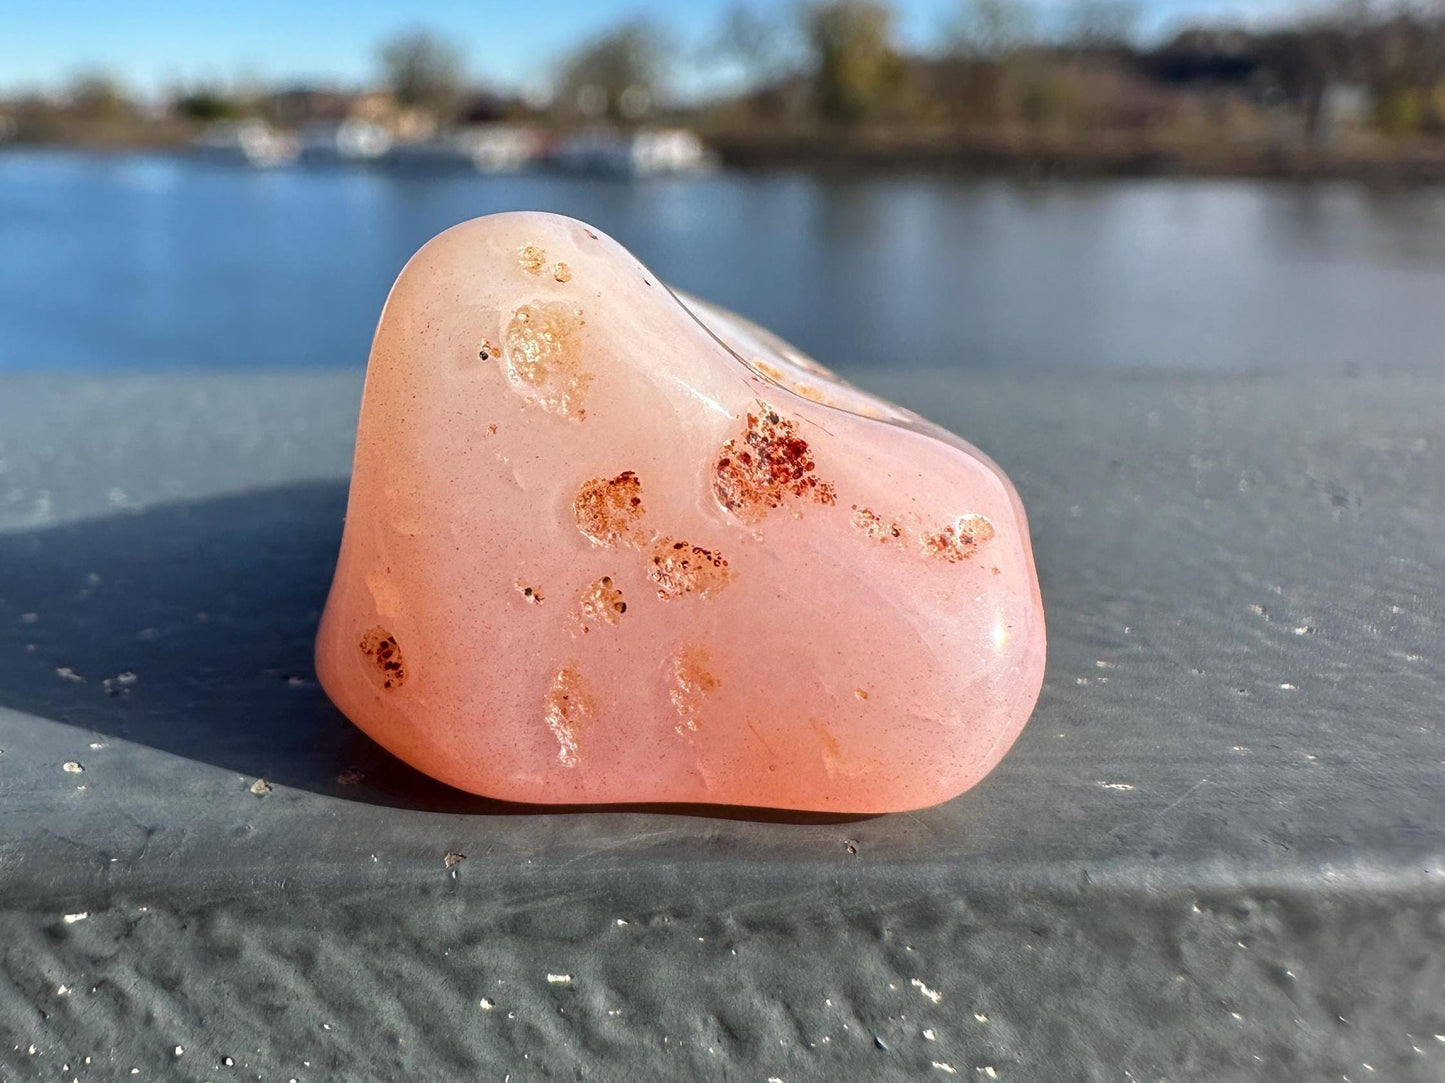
13 0 1445 146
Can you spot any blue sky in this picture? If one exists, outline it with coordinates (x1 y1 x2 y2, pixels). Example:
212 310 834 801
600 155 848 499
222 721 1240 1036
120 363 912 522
0 0 1306 97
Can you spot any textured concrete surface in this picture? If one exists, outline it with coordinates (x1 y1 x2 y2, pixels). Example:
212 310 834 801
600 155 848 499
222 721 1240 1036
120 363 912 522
1 369 1443 1081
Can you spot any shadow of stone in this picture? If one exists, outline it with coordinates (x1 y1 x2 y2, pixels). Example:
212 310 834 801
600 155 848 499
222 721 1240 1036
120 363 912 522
0 483 865 824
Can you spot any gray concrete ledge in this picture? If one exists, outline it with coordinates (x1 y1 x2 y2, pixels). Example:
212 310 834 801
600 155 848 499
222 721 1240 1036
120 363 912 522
1 369 1442 1080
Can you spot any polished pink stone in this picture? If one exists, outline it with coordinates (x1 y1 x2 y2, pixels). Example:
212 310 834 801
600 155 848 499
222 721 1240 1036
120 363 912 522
315 212 1045 812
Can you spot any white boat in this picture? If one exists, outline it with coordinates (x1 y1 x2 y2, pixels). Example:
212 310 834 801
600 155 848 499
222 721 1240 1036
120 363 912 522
551 128 716 177
193 120 299 168
454 125 545 173
298 119 392 163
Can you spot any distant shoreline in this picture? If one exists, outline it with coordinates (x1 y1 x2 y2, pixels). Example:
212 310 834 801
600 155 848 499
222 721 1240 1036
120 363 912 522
9 133 1445 185
708 130 1445 184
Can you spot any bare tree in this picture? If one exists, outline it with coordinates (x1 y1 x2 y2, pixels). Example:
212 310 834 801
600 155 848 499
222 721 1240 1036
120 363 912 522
557 21 668 121
66 71 134 119
1258 30 1330 139
949 0 1036 61
1065 0 1140 50
378 29 465 118
803 0 908 123
714 3 797 89
935 0 1038 124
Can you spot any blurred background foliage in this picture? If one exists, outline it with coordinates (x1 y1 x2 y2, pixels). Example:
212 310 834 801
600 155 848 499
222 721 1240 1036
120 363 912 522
9 0 1445 176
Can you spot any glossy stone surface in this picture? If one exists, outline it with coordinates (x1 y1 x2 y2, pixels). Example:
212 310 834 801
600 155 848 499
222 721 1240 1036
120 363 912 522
315 212 1045 812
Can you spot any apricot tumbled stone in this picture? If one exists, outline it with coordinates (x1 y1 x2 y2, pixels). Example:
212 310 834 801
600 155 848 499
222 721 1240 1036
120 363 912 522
315 212 1046 813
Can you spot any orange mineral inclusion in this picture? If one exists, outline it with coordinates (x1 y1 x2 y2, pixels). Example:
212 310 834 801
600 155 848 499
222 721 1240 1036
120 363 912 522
315 212 1046 813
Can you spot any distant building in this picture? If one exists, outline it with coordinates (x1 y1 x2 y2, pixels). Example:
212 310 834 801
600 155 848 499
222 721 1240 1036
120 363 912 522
1149 29 1261 87
457 92 510 126
348 91 397 125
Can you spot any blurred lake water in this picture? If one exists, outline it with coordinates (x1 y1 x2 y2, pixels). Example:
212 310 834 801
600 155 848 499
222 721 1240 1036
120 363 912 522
3 148 1445 375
